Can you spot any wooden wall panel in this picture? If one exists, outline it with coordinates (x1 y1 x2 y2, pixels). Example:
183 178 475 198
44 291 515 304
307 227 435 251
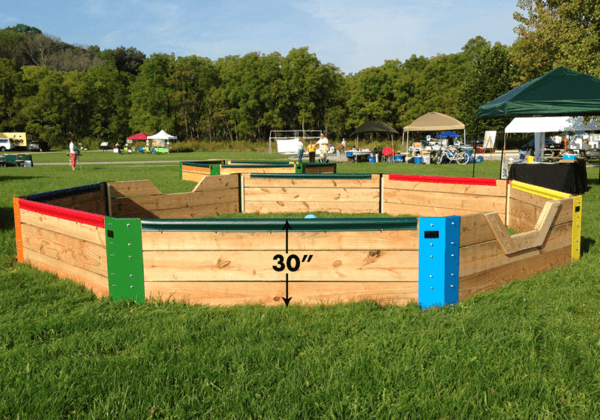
20 209 106 246
145 281 418 306
192 174 239 193
108 180 162 198
244 201 380 214
459 247 571 300
244 175 379 189
182 172 208 183
386 177 508 197
143 250 419 282
23 248 108 297
142 230 419 252
385 203 487 219
245 187 379 203
44 190 105 215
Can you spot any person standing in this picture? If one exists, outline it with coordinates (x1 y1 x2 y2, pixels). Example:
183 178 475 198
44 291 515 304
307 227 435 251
69 139 77 170
318 134 329 162
307 140 316 162
342 138 347 152
297 137 305 162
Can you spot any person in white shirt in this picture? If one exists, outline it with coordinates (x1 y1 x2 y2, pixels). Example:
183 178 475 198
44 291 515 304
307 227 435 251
297 137 305 162
317 134 329 162
69 139 77 170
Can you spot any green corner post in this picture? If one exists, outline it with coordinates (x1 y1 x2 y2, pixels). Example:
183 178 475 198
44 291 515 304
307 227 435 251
105 217 145 302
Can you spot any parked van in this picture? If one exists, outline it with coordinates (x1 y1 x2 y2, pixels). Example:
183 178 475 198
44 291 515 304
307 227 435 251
0 138 15 151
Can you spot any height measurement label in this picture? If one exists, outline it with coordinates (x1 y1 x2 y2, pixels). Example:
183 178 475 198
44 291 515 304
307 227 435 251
272 254 313 272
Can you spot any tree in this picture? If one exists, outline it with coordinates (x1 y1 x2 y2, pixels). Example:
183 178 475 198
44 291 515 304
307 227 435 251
101 47 146 76
511 0 600 83
458 41 517 140
0 58 22 130
20 33 62 67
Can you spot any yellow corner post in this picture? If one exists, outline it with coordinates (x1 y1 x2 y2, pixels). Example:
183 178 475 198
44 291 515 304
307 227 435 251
572 195 582 261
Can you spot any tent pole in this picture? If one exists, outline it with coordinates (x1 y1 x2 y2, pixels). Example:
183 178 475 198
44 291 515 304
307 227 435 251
499 118 507 179
472 118 479 178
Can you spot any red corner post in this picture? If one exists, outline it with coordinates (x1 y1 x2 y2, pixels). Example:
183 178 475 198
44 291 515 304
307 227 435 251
13 197 24 263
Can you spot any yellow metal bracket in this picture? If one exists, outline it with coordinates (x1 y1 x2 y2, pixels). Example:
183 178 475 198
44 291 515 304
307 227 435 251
511 180 571 200
572 195 582 261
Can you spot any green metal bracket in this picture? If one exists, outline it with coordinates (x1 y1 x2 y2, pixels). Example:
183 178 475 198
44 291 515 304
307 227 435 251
179 162 182 180
295 164 304 173
210 164 221 176
105 217 145 303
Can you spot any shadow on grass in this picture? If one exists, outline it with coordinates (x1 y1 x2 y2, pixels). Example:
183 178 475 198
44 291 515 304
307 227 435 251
0 175 43 182
581 236 595 257
0 207 14 232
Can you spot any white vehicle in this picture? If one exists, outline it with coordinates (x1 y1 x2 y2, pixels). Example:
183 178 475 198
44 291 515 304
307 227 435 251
0 138 15 151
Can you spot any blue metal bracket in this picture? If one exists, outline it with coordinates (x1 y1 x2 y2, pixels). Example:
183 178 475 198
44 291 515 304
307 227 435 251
418 216 460 309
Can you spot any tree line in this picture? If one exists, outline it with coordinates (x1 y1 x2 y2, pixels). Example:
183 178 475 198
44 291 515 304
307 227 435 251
0 0 597 148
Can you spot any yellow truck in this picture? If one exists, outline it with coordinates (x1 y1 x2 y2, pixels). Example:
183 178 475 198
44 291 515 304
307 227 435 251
0 132 32 148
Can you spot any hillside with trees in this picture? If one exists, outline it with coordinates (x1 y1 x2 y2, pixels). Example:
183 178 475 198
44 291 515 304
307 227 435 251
1 1 599 148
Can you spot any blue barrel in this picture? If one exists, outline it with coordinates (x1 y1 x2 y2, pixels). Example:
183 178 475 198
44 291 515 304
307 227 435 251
466 149 473 156
394 156 404 163
414 156 423 165
369 155 376 163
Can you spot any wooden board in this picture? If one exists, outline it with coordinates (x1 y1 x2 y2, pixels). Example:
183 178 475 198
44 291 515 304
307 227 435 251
460 213 496 247
21 224 108 277
23 248 109 297
192 174 239 193
111 189 239 216
221 167 296 175
459 222 572 277
142 230 420 251
510 187 553 209
243 176 379 189
20 209 106 246
385 202 486 219
459 246 571 300
150 202 239 219
245 187 380 202
145 281 418 306
143 250 419 282
385 176 508 197
509 197 572 233
107 180 162 198
45 190 106 215
384 189 506 214
181 165 212 174
182 172 208 183
244 201 380 214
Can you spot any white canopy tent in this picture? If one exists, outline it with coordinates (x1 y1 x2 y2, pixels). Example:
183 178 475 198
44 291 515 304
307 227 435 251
505 116 600 161
147 130 177 149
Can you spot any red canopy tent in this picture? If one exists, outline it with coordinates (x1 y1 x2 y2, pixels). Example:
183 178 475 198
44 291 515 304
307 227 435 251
127 132 148 141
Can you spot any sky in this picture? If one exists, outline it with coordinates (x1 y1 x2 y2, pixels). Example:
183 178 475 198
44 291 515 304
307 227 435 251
3 0 520 74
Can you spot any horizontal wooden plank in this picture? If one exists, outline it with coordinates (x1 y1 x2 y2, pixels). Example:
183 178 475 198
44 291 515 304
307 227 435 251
221 167 296 175
243 175 379 189
42 191 105 215
20 209 106 246
145 281 418 306
385 176 508 197
181 165 212 174
384 202 486 219
108 180 162 198
23 248 109 298
459 222 572 277
510 187 552 209
244 201 380 214
459 246 571 301
384 189 506 214
150 202 239 219
111 188 239 216
192 174 239 193
142 229 419 251
143 250 419 282
182 173 208 183
245 187 380 202
21 224 108 277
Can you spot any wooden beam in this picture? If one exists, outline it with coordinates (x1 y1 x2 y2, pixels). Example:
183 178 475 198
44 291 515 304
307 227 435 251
107 180 162 198
484 212 515 254
145 281 418 306
143 250 419 282
20 209 106 246
533 201 560 247
141 230 420 252
244 176 379 189
244 187 380 203
244 201 380 214
192 174 239 193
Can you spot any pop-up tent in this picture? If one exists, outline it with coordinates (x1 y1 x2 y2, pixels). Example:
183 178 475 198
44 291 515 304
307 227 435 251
435 131 461 138
505 116 600 134
148 130 177 149
350 121 399 149
126 132 148 141
478 67 600 175
402 112 465 151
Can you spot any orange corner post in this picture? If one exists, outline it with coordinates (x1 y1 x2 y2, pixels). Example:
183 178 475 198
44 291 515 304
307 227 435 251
13 197 24 263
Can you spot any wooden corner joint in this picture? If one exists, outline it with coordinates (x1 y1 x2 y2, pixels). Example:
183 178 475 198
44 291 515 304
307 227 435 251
484 201 560 255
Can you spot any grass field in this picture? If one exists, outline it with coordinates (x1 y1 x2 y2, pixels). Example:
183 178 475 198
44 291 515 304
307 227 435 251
1 157 600 418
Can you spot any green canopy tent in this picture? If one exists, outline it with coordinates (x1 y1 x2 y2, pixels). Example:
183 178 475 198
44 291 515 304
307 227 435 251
477 67 600 177
350 121 399 150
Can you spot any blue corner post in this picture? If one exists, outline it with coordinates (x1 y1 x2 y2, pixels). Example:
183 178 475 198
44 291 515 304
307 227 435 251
418 216 460 309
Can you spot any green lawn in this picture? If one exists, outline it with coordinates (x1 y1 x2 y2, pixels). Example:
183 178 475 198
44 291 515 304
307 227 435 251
1 161 600 418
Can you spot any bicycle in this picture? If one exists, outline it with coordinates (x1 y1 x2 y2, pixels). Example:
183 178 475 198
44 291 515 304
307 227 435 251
436 149 469 165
